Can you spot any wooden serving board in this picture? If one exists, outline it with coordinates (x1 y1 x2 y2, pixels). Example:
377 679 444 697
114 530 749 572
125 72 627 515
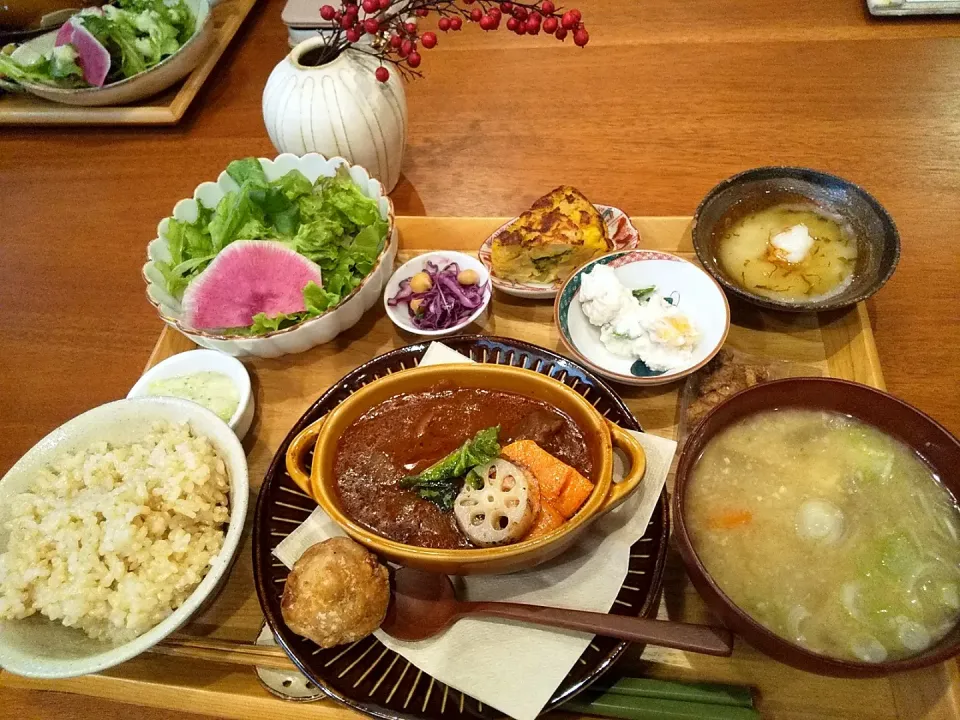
3 216 958 720
0 0 257 125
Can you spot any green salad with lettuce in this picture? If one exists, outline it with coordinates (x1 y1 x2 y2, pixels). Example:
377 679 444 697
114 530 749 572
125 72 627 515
0 0 196 89
156 158 389 335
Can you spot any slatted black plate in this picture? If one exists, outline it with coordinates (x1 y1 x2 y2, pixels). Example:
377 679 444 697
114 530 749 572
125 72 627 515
253 335 669 720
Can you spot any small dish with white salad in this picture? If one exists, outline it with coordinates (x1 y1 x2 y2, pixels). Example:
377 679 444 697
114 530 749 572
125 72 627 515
555 250 730 386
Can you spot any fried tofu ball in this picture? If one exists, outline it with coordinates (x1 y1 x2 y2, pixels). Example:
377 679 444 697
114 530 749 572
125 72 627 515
281 537 390 648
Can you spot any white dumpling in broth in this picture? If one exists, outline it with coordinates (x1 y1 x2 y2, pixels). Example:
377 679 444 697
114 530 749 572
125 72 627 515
454 459 538 547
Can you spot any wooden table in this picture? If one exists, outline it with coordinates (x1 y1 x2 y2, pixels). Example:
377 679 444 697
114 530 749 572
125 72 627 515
1 1 959 717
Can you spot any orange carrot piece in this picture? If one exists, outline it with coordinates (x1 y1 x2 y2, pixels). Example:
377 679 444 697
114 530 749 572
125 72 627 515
524 500 566 540
554 469 594 519
708 510 753 529
501 440 569 500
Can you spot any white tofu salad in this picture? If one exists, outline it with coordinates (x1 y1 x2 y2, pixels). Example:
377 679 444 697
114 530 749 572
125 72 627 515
578 264 701 372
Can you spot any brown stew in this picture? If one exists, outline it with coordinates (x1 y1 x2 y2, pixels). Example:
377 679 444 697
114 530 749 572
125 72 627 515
334 388 592 549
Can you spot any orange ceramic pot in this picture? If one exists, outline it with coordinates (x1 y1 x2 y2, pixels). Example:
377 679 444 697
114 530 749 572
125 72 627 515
286 364 647 575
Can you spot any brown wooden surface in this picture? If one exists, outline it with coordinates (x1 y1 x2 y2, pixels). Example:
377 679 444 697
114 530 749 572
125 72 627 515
0 0 258 125
2 217 948 720
1 1 960 718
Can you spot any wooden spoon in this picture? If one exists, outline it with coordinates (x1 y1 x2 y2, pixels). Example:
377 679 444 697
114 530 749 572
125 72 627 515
381 567 734 657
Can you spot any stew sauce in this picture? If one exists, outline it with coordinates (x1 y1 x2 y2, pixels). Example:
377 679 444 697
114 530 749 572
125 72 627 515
334 388 592 549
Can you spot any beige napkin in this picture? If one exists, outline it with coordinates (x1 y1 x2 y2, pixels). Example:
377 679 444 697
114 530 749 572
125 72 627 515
274 342 676 720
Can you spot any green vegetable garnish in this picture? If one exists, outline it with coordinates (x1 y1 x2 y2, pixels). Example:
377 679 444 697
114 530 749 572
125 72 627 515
157 160 388 335
632 286 656 301
400 427 501 511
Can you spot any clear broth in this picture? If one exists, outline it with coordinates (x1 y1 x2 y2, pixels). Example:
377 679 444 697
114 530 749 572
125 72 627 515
716 205 858 302
687 409 960 663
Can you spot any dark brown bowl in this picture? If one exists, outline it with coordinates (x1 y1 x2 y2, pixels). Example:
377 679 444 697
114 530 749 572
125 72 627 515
692 167 900 312
673 377 960 678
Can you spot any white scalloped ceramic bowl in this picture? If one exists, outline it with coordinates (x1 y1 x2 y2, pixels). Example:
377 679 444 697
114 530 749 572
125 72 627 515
143 153 397 358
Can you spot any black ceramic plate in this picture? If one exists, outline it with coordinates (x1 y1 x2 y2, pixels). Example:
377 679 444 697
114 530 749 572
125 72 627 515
253 335 670 720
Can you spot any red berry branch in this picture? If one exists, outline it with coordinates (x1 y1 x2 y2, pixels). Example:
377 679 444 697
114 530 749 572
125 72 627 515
316 0 588 82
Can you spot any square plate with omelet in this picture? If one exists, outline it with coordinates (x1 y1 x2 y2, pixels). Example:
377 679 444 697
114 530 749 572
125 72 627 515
479 187 641 299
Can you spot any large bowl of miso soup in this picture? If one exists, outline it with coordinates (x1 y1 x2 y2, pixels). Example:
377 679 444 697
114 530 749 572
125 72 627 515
674 378 960 677
692 167 900 312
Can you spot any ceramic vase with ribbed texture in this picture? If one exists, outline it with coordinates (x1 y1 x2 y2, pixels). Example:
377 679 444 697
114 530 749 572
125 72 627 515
262 38 407 192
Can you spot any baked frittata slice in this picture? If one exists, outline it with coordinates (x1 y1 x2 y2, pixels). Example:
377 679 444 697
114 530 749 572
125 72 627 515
492 186 611 284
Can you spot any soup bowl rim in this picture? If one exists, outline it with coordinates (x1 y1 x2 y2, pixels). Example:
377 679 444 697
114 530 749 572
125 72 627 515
673 376 960 677
691 165 901 313
285 363 647 573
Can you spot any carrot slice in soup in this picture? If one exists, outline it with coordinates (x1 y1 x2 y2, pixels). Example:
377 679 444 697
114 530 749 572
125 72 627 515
708 510 753 529
501 440 568 500
554 470 594 519
524 500 565 540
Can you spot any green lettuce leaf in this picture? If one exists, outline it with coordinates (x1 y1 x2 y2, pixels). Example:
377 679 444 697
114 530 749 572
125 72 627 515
399 426 501 511
273 169 313 201
226 158 268 188
303 281 341 314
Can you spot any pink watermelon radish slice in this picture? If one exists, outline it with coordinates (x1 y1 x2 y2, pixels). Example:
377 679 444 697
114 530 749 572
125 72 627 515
55 19 111 87
182 241 325 331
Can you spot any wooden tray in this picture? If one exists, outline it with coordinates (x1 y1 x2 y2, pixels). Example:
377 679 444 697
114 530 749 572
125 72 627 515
0 0 257 125
3 216 959 720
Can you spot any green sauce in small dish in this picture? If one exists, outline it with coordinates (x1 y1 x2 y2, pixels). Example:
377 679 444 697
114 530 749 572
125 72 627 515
148 371 239 422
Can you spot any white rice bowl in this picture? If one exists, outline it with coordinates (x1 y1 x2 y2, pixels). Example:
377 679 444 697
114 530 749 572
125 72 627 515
0 397 248 679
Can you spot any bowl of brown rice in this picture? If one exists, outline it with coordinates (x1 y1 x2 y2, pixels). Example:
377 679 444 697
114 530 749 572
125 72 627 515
0 396 248 679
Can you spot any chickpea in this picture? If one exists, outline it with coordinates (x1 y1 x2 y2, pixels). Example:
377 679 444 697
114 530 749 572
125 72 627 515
410 298 425 315
409 272 432 293
457 269 480 286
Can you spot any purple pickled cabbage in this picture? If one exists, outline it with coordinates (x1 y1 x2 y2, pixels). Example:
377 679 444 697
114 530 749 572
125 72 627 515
388 261 488 330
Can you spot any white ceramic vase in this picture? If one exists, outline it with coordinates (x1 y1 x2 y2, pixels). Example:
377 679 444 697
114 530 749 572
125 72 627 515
262 38 407 192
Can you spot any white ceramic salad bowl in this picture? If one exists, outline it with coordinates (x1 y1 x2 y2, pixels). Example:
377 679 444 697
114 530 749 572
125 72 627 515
0 397 248 679
10 0 213 107
143 153 398 359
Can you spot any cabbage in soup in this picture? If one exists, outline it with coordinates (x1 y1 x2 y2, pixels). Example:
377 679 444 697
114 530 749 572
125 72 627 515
687 409 960 663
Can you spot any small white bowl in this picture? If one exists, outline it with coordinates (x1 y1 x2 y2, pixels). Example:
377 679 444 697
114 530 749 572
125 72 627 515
0 397 248 679
127 349 254 441
383 251 491 337
555 250 730 386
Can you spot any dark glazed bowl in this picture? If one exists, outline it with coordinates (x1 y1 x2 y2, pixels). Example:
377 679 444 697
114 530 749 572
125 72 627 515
691 167 900 312
673 377 960 678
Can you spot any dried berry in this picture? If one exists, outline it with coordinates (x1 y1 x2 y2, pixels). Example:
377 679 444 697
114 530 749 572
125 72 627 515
542 16 558 33
438 16 451 30
470 8 483 21
573 27 588 46
320 4 336 20
540 0 555 13
421 31 438 48
407 51 422 67
375 66 389 82
450 16 462 29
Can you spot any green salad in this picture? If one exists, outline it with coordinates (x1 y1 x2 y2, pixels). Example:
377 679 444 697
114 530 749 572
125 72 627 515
0 0 196 89
157 158 389 335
